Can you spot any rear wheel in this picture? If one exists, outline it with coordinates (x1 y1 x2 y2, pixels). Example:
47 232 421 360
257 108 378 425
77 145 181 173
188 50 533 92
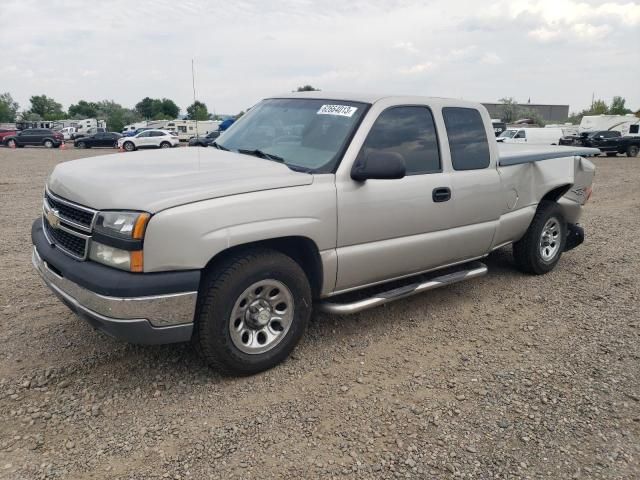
513 201 567 275
43 139 54 148
123 141 135 152
160 141 171 149
627 145 639 157
195 248 311 375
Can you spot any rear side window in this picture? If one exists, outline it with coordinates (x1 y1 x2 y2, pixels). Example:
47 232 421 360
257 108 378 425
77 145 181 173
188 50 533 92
630 125 639 135
359 106 440 175
442 107 490 170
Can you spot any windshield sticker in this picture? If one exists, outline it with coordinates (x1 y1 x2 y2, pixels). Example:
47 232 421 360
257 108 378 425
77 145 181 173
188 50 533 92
317 105 358 117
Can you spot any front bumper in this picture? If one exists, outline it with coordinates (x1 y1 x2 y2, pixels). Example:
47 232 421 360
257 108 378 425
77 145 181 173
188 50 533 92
32 220 200 344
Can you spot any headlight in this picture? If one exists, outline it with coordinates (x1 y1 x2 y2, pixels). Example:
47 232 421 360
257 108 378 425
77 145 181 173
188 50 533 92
89 242 144 272
95 211 150 239
90 211 150 272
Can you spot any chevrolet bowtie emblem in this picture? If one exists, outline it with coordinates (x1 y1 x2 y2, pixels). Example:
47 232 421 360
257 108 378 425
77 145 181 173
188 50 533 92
46 208 61 229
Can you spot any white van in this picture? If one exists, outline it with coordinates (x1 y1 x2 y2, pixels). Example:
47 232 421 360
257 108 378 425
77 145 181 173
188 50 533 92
498 127 564 145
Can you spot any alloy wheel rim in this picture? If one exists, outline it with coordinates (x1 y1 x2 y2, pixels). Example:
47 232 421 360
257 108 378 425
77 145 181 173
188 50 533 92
539 217 561 262
229 279 294 355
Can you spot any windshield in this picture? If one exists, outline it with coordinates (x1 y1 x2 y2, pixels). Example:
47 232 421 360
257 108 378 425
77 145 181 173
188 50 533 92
217 98 368 172
499 129 517 138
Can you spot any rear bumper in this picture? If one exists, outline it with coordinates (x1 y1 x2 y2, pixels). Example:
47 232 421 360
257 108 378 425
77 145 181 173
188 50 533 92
32 220 199 344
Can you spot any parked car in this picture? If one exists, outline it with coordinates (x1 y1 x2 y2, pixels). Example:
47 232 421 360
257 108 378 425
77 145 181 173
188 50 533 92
74 132 122 149
117 129 179 151
0 128 17 144
32 93 597 375
73 127 107 140
4 128 64 148
188 130 221 147
497 127 564 145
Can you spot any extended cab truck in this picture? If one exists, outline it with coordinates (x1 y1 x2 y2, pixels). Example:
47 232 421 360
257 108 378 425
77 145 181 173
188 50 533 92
31 93 597 375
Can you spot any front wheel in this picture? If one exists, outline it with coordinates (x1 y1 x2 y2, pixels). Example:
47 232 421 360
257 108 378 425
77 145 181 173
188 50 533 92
123 141 135 152
627 145 639 157
43 140 54 148
513 201 567 275
76 141 86 149
195 249 312 375
6 139 16 148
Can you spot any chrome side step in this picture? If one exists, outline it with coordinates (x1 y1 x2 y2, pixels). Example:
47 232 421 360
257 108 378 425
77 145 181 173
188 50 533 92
317 261 487 315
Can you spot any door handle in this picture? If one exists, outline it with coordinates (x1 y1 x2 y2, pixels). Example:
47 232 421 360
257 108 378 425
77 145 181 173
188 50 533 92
432 187 451 202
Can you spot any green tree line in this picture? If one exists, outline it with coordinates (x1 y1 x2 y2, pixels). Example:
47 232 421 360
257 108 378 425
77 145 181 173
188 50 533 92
0 93 226 133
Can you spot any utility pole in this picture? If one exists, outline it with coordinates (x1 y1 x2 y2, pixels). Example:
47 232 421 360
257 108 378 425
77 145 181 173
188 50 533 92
192 58 198 135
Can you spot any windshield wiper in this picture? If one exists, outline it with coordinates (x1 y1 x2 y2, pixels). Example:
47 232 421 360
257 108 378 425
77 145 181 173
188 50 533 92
237 148 285 163
211 141 229 151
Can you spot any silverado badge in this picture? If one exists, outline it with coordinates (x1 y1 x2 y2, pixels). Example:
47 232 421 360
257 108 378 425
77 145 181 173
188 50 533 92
46 208 61 229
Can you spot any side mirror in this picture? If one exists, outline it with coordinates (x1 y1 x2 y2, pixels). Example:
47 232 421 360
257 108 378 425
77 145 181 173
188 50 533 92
351 150 406 182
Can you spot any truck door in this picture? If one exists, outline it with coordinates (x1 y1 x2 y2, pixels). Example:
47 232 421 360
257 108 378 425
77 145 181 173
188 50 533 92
514 129 526 143
335 105 454 291
441 107 502 260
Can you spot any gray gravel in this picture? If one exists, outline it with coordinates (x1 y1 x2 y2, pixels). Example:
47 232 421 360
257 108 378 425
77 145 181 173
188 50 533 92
0 146 639 479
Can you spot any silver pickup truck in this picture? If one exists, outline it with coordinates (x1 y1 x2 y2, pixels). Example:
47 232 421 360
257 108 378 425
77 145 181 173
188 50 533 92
32 92 597 374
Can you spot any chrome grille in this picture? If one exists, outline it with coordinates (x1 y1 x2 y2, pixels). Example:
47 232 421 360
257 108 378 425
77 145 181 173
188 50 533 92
42 189 96 260
43 219 89 259
44 190 96 232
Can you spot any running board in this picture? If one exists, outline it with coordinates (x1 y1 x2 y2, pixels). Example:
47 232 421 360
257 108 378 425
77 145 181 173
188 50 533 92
317 261 488 315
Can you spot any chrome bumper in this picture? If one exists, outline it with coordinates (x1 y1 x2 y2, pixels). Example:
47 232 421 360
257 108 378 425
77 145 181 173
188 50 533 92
32 247 195 344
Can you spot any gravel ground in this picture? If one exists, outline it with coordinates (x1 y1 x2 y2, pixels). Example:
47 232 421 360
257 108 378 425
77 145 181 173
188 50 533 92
0 146 638 479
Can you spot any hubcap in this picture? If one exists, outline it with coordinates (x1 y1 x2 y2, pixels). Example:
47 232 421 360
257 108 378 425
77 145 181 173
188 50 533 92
229 279 294 355
539 217 561 262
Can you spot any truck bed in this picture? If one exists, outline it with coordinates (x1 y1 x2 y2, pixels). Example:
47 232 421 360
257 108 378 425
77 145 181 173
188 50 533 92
498 144 600 166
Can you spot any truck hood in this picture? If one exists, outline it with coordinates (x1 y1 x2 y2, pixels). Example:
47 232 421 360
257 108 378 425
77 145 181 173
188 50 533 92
47 148 314 212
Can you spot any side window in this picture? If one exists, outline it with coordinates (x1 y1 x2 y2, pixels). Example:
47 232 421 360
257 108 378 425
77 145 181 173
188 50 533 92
359 106 440 175
515 130 526 139
630 125 639 135
443 107 491 170
138 131 151 138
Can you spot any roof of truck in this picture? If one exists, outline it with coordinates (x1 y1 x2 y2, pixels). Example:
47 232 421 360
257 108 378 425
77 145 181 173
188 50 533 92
270 91 482 107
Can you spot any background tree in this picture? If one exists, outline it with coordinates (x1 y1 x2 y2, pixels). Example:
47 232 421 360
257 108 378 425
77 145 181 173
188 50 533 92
590 99 608 115
608 96 632 115
0 93 20 122
68 100 100 119
135 97 180 119
186 101 210 120
28 95 66 120
498 97 519 123
296 85 320 92
95 100 141 132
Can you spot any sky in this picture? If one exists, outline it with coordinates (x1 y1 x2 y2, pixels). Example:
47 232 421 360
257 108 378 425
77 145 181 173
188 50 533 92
1 0 638 115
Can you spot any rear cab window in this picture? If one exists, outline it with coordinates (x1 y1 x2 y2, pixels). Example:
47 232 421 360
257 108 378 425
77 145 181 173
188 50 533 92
442 107 490 170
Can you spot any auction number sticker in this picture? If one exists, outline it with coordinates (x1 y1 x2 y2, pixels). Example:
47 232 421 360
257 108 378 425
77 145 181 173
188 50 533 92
317 104 358 117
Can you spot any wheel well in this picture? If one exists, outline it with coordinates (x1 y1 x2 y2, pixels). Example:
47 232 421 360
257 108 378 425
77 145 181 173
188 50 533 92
202 236 324 298
541 184 571 203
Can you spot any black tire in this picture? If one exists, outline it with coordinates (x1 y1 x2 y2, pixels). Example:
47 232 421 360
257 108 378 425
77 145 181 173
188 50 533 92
195 248 312 375
160 141 171 149
43 139 54 148
513 201 567 275
77 141 86 149
6 139 16 148
605 152 617 157
627 145 639 158
123 141 135 152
